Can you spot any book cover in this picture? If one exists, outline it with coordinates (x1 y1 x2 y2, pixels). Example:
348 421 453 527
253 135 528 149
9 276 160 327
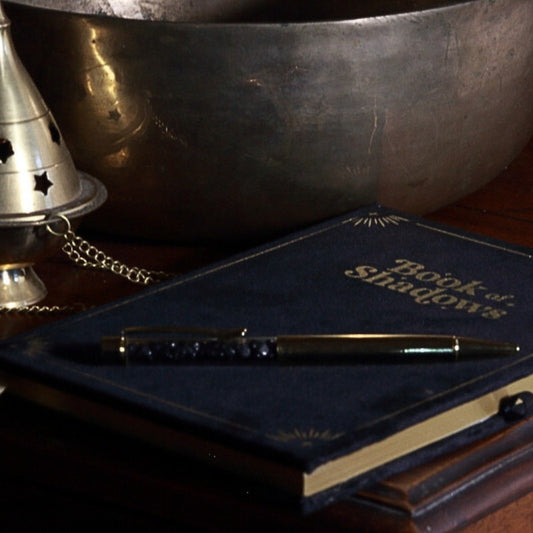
0 205 532 511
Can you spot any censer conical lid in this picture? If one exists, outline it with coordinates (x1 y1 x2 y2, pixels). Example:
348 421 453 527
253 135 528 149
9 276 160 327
0 2 105 223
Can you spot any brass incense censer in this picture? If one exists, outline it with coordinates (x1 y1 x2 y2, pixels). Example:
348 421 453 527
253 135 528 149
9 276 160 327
0 2 106 308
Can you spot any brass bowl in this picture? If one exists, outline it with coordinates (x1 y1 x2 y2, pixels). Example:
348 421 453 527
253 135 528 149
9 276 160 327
5 0 533 242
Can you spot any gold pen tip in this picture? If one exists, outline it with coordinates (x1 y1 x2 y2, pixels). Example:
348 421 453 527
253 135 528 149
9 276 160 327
503 342 520 355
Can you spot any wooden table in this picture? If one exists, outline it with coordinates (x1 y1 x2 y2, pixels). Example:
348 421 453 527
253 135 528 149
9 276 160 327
0 138 532 531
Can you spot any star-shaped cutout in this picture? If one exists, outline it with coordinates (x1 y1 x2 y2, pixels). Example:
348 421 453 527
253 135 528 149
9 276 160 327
0 138 14 163
34 172 53 195
108 108 121 122
49 121 61 145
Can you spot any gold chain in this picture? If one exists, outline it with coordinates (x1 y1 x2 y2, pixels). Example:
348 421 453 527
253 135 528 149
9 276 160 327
48 214 173 285
0 216 173 315
0 303 86 315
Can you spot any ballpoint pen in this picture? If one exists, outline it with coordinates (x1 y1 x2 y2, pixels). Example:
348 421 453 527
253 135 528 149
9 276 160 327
100 326 520 365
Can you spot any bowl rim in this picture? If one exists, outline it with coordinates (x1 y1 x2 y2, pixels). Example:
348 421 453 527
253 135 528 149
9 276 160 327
3 0 476 25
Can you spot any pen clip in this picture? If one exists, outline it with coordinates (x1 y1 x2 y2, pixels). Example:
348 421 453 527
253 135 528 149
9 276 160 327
118 326 248 355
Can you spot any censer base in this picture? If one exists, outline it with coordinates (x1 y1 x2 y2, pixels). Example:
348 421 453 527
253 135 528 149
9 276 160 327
0 265 47 308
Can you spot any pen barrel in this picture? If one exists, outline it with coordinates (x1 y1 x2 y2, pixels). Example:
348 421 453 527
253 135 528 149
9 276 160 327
275 335 518 362
100 334 518 364
276 335 458 362
101 336 279 364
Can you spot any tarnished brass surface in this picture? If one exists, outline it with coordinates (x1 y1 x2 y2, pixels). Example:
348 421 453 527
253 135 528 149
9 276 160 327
5 0 533 242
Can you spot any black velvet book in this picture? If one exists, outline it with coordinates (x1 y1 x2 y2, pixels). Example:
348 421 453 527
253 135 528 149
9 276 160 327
1 205 532 512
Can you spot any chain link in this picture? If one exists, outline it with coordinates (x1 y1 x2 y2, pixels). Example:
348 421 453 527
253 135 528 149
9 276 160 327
0 216 174 316
49 215 173 285
61 231 170 284
0 303 86 315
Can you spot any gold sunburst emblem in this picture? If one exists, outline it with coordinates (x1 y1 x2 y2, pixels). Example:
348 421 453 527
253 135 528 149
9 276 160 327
352 212 408 228
268 428 344 447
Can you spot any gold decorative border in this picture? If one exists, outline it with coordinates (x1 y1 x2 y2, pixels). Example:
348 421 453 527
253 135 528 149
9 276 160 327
268 428 345 447
351 212 409 228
